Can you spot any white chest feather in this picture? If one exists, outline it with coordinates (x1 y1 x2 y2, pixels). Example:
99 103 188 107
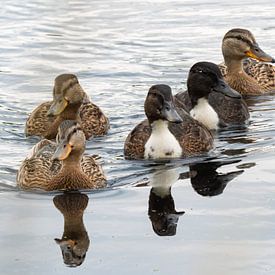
190 98 219 130
144 120 182 159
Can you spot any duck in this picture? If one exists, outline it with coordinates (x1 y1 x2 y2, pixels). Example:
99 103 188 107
218 28 275 95
25 74 109 139
17 120 106 191
175 62 249 129
54 192 90 267
124 84 213 160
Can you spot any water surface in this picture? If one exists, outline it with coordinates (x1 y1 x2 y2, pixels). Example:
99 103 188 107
1 0 275 274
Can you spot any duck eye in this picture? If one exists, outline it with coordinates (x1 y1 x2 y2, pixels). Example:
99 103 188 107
254 48 259 52
63 144 66 148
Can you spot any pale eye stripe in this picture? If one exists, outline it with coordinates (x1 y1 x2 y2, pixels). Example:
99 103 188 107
225 35 253 47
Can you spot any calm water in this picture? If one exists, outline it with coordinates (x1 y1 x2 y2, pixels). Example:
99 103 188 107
1 0 275 274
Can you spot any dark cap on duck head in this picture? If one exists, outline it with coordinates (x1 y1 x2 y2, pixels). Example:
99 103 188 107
144 84 183 124
187 61 241 106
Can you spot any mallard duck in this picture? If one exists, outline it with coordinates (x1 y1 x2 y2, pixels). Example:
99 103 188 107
124 84 213 159
17 120 106 191
54 192 89 267
25 74 109 139
219 28 275 95
175 62 249 129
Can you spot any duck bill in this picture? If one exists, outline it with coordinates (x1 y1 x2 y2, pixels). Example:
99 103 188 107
161 102 183 123
47 97 68 117
55 238 76 247
245 45 275 63
52 142 72 160
213 79 241 99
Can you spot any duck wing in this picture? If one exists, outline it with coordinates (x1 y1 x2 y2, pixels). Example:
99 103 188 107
243 59 275 91
169 109 214 156
124 119 151 160
25 101 55 137
17 139 61 189
80 102 109 138
80 155 107 188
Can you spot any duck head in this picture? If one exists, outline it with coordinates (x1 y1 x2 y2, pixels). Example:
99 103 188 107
53 120 86 163
222 28 275 63
145 84 182 124
187 61 241 106
47 74 86 117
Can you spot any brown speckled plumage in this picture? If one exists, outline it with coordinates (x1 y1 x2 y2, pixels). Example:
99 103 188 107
80 102 109 138
219 58 275 94
25 74 109 139
17 121 106 191
219 28 275 95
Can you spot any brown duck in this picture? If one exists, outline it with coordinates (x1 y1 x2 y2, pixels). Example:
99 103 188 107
124 84 213 159
17 120 106 191
25 74 109 139
219 28 275 95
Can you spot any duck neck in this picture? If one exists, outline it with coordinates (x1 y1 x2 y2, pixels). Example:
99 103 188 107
46 103 81 139
60 103 82 121
61 150 83 169
224 57 263 95
49 151 91 190
144 120 182 159
151 119 169 132
224 57 244 74
190 97 219 130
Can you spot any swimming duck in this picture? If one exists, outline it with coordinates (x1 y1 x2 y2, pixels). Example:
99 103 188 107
25 74 109 139
124 84 213 159
219 28 275 95
17 120 106 191
175 62 249 129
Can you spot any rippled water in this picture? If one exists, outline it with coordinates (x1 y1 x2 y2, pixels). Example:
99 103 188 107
1 0 275 274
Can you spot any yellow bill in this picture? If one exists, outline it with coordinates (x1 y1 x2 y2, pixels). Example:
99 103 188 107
47 97 68 116
52 143 72 161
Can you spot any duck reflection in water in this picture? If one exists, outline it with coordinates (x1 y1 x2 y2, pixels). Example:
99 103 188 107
189 160 244 196
53 192 90 267
148 168 185 236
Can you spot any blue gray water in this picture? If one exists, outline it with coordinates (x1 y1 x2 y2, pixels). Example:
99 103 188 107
1 0 275 274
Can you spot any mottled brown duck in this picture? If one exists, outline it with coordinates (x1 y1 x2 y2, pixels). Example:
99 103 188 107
25 74 109 139
17 120 106 191
219 28 275 95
